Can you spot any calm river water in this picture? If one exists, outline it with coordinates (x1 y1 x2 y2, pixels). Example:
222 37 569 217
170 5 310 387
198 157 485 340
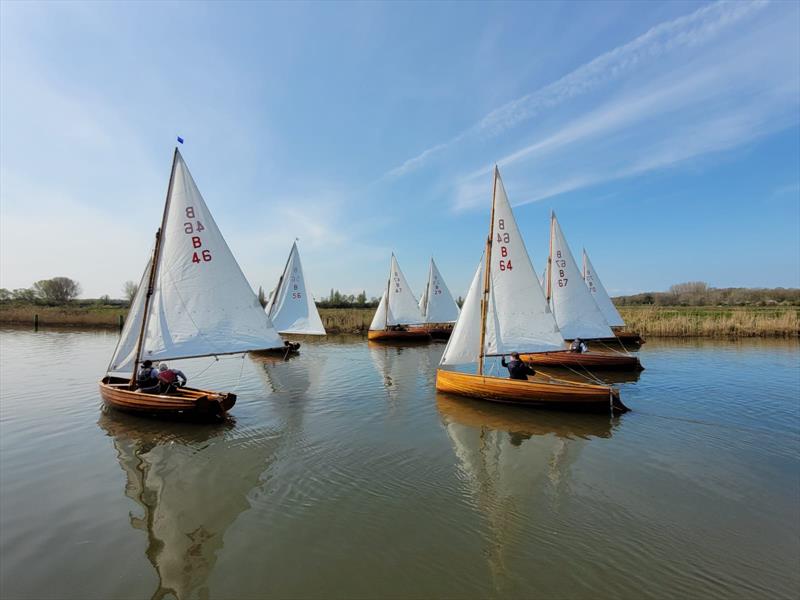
0 328 798 599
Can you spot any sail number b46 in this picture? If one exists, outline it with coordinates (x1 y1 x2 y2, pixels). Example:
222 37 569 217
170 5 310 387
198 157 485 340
184 206 212 263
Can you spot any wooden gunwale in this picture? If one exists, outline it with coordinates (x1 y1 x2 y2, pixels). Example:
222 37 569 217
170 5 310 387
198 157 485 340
368 328 431 342
519 350 643 371
436 369 627 413
99 377 235 420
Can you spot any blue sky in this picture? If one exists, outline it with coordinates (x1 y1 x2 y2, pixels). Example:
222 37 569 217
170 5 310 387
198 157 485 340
1 0 798 299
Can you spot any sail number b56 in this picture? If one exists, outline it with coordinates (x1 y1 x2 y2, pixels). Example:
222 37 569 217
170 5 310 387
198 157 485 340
184 206 212 263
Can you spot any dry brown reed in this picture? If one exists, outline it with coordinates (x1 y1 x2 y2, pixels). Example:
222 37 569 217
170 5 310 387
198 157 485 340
318 308 374 333
2 304 796 337
619 307 799 338
0 305 127 328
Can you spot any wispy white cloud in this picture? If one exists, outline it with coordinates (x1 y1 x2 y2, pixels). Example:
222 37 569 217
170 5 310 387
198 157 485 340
384 0 770 179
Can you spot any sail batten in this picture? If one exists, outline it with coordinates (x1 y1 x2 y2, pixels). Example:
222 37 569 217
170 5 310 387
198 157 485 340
266 242 326 335
549 215 614 340
421 258 460 324
583 250 625 328
120 150 284 366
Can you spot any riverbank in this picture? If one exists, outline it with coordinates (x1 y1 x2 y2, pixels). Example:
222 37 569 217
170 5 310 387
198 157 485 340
1 304 797 337
0 305 377 334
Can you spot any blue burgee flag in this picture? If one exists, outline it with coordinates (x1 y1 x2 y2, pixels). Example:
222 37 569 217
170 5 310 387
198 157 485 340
177 136 184 144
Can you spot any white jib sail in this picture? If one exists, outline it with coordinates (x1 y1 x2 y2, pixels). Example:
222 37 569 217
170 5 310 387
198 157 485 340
583 250 625 327
371 254 422 328
108 256 152 376
549 215 614 340
266 242 326 335
486 171 564 355
369 291 388 331
422 258 460 324
440 258 484 365
141 150 284 361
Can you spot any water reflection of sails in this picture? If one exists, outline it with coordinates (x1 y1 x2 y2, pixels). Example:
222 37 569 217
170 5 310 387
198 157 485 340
98 411 277 600
368 341 424 403
436 394 615 590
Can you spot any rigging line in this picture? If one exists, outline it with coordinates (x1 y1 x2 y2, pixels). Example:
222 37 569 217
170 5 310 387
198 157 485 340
232 353 247 393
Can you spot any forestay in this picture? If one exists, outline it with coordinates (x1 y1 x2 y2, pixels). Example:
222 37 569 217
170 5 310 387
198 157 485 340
266 242 326 335
549 214 614 340
583 250 625 327
108 256 152 376
486 172 564 355
440 259 484 365
420 258 460 324
114 150 285 367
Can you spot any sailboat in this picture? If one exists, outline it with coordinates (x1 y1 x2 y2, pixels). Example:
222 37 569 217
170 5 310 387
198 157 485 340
99 148 288 421
521 213 643 371
435 168 627 413
367 254 430 342
583 249 644 346
264 241 326 336
418 257 460 339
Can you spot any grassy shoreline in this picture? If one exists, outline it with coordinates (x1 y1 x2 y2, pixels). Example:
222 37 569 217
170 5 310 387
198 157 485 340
0 304 797 337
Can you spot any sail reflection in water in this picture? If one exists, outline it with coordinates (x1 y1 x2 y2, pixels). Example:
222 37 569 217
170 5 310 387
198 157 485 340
98 411 280 600
436 393 615 590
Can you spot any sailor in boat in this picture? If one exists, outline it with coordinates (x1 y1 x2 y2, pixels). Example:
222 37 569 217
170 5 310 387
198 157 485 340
137 360 160 393
500 352 536 380
569 338 588 354
157 363 187 394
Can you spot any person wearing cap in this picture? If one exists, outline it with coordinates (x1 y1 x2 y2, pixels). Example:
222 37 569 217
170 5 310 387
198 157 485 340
137 360 160 393
569 338 588 353
157 363 187 394
501 352 536 380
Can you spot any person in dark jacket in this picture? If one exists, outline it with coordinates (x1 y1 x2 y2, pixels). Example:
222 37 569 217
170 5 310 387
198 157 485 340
137 360 160 393
569 338 588 353
501 352 536 380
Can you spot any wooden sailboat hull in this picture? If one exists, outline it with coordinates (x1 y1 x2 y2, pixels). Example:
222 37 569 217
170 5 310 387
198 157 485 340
99 377 235 422
520 350 643 371
367 328 432 342
422 323 454 340
436 369 627 413
565 331 645 347
249 343 301 359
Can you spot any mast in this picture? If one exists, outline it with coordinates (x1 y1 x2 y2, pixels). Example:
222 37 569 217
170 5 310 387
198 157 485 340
268 242 295 319
384 254 393 330
477 167 499 376
546 211 554 304
129 147 179 388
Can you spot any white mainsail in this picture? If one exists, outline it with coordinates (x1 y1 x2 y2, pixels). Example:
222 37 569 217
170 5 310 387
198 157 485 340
440 259 484 365
265 242 326 335
420 258 460 324
441 169 564 366
548 214 614 340
485 171 564 355
111 149 284 372
369 254 423 330
582 250 625 328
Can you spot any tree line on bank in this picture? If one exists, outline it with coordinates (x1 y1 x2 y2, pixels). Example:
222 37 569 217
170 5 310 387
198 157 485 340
2 277 797 309
613 282 800 307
